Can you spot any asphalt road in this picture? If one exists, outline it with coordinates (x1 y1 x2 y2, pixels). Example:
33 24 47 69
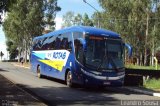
0 62 160 106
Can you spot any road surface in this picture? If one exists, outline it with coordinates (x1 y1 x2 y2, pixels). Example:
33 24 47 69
0 62 160 106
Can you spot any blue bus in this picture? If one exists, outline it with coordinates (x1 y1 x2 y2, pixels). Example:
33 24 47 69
31 26 132 87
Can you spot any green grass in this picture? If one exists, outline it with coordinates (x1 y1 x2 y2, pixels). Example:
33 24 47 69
144 78 160 91
125 64 160 70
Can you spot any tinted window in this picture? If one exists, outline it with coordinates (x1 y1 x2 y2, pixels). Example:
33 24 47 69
60 33 72 50
33 33 72 51
41 37 49 50
73 32 83 40
47 36 56 50
41 35 58 50
73 32 84 62
33 38 44 50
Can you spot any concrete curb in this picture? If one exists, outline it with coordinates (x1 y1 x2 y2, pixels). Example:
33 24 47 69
123 87 160 98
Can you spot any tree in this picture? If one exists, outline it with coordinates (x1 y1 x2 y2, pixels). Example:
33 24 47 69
0 0 17 24
6 40 18 60
97 0 160 66
43 0 61 30
3 0 61 62
82 13 93 26
62 12 93 27
74 13 83 25
62 11 75 27
0 0 17 11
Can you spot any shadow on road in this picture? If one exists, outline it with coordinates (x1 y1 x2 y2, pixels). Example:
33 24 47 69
41 75 140 94
15 76 145 106
0 74 46 106
0 68 8 72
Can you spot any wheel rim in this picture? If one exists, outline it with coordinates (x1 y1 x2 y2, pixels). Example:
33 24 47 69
67 71 72 85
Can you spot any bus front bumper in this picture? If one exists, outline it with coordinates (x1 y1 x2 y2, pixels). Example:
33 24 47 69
81 69 125 87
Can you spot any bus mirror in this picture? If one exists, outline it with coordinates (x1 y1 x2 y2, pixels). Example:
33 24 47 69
77 38 86 51
125 43 132 58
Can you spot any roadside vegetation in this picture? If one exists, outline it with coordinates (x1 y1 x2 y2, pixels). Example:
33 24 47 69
144 78 160 91
126 64 160 70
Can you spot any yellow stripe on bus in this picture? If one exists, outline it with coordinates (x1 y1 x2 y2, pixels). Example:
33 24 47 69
39 60 64 71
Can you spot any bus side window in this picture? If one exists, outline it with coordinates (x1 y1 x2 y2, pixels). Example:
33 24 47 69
46 36 56 50
68 33 72 51
59 33 72 51
34 38 43 50
74 39 83 63
50 40 56 50
61 38 67 49
33 40 37 50
55 35 61 49
41 37 48 50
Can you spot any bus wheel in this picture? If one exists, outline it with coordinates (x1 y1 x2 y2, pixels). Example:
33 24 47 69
37 66 42 78
66 71 73 87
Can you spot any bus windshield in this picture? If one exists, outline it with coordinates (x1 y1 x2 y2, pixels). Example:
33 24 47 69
85 36 124 71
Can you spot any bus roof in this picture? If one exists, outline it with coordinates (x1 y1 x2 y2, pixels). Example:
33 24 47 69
34 26 120 40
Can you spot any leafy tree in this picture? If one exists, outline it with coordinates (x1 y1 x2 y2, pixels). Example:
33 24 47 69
0 0 16 11
82 13 93 26
74 13 83 25
6 40 18 60
62 12 93 27
97 0 160 66
0 0 17 24
44 0 61 30
3 0 61 62
62 11 75 27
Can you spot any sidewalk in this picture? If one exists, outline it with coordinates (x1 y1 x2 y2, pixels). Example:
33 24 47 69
123 86 160 98
0 73 46 106
11 62 30 69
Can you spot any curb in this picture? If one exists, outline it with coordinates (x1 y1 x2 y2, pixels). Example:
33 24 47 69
123 87 160 98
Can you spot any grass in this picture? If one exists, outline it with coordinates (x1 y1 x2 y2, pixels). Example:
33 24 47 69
144 78 160 91
125 64 160 70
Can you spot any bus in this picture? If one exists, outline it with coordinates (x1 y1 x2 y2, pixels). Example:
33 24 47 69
30 26 132 87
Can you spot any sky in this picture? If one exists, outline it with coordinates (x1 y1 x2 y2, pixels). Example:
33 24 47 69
55 0 102 30
0 0 102 60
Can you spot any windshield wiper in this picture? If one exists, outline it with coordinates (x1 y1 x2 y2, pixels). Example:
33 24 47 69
96 55 107 71
109 57 120 72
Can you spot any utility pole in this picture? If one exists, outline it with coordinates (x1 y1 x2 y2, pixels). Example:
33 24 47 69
83 0 100 28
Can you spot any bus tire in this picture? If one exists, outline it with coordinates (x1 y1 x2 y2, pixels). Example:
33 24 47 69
66 71 73 87
37 65 42 78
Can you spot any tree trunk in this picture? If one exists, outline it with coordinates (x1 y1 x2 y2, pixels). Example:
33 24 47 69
18 47 21 63
144 11 149 66
151 39 155 66
24 40 27 63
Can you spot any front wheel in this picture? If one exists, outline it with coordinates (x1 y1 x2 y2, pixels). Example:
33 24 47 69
66 71 73 87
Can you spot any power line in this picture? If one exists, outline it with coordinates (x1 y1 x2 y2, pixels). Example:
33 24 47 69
93 17 160 21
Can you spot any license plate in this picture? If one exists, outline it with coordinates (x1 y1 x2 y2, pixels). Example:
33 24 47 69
103 81 110 85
